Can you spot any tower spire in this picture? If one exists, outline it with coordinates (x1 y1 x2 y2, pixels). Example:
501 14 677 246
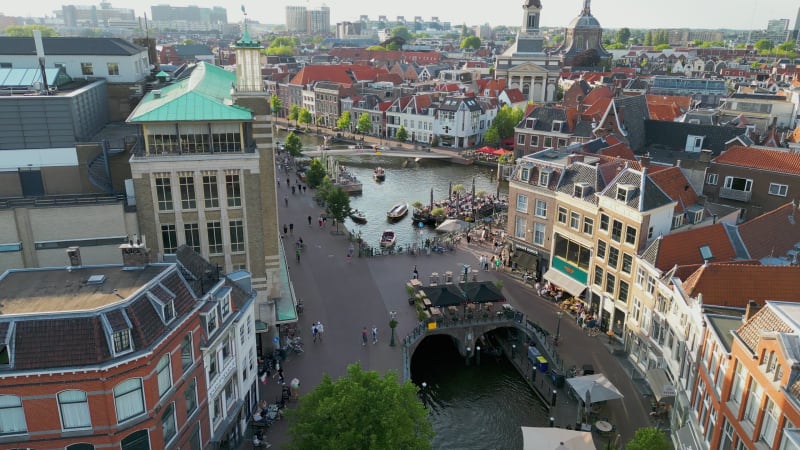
583 0 591 15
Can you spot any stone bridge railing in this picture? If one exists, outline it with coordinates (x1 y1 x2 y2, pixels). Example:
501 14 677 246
401 312 563 381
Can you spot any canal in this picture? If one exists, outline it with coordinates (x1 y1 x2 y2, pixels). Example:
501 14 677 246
280 131 548 449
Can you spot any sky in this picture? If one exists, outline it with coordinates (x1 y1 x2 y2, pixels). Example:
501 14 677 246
1 0 798 31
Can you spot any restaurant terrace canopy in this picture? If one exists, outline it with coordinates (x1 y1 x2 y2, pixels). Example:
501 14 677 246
421 285 466 307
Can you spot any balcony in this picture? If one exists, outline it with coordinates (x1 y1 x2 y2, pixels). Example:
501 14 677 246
719 187 752 202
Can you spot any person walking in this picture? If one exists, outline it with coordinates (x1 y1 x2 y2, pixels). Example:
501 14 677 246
312 322 319 343
412 265 419 280
316 322 324 341
289 223 294 236
318 216 323 228
308 215 312 227
286 178 290 187
296 247 301 263
361 326 368 346
371 325 378 344
495 257 501 271
275 367 285 385
283 224 288 235
290 378 300 400
284 196 288 207
291 185 296 195
347 243 354 263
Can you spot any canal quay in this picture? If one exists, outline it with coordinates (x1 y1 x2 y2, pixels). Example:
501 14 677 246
258 126 652 449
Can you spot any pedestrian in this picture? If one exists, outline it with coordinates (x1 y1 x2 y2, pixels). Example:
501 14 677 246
372 325 378 344
361 326 368 346
312 323 319 342
284 196 288 207
308 215 312 227
283 224 288 235
495 257 501 271
322 217 327 228
318 216 323 228
286 178 290 187
302 185 307 194
290 378 300 400
347 243 354 263
296 247 301 262
289 223 294 235
412 265 419 280
291 185 296 195
316 321 324 341
275 367 285 385
466 234 471 244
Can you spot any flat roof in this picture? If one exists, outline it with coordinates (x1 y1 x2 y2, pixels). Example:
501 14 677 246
706 313 742 352
0 265 169 316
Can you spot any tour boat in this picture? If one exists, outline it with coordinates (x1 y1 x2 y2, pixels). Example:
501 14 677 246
380 230 397 247
386 203 409 221
373 166 386 182
349 209 367 224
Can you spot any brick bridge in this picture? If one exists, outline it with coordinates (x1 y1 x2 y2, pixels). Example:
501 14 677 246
400 313 563 382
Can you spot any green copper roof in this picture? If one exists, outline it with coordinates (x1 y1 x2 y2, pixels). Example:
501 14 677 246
234 21 260 48
128 62 252 123
155 70 169 78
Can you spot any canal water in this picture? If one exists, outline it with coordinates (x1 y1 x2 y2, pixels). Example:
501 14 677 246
281 131 546 448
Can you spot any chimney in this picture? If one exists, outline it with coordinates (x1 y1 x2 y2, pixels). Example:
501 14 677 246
120 240 151 270
744 300 761 322
67 246 82 267
640 153 650 167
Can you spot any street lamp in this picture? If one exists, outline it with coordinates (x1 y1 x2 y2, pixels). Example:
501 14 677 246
555 311 563 346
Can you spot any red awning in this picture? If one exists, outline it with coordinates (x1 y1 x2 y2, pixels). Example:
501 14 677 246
476 146 498 155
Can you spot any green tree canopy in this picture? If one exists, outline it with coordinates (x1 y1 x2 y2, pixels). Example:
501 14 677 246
288 105 301 125
287 363 433 450
305 158 327 188
4 24 58 37
754 39 774 51
654 43 671 51
336 111 352 132
284 132 303 157
298 108 312 127
460 36 481 50
626 427 670 450
616 28 631 45
493 105 525 139
356 113 373 135
366 45 387 51
644 30 653 46
324 187 351 232
396 125 408 143
391 26 412 43
778 40 796 52
270 94 282 116
483 126 501 147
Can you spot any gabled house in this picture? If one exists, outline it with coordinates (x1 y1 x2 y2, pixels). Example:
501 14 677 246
160 44 214 66
514 106 596 155
434 95 487 148
498 88 527 109
385 93 437 144
593 95 650 152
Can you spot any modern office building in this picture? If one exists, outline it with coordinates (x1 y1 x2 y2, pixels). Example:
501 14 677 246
59 2 135 28
150 4 228 32
285 4 330 35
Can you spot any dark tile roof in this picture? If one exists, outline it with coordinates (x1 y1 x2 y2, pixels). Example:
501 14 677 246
105 309 129 332
14 317 110 370
644 120 746 154
613 95 650 152
176 244 218 297
520 106 568 133
0 37 145 56
556 162 601 200
601 168 673 211
126 295 167 350
173 44 214 57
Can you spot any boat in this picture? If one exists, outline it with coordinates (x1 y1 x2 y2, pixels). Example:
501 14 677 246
386 203 409 221
380 230 396 247
373 166 386 182
349 209 367 224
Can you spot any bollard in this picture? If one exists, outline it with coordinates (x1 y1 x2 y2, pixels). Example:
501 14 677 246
549 417 555 427
551 390 557 407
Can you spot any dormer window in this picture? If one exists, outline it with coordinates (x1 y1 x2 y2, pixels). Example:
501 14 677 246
113 330 132 354
520 167 530 182
214 286 233 320
103 310 133 356
147 287 176 325
616 184 635 203
526 118 537 129
206 311 218 335
539 168 553 187
163 301 175 323
574 182 590 198
552 120 565 132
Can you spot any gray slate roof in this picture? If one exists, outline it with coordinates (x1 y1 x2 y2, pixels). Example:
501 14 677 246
0 37 145 56
644 120 747 155
601 168 673 212
521 106 568 132
612 95 650 152
173 44 214 57
556 162 602 202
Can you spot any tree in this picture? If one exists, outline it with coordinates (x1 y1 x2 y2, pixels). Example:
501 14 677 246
305 158 327 189
493 105 525 140
460 36 481 50
483 126 501 147
626 427 670 450
616 28 631 45
356 113 372 135
390 26 412 43
644 31 653 46
431 135 440 147
270 94 282 117
284 132 303 157
778 40 796 53
396 125 408 143
298 108 312 128
324 187 351 232
4 24 57 37
287 362 432 450
336 111 352 133
288 105 301 126
754 39 773 52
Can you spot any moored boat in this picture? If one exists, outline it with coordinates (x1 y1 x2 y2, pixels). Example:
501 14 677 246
380 230 396 247
386 203 409 221
373 166 386 182
349 209 367 224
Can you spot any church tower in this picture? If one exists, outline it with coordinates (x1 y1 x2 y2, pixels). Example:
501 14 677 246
517 0 545 53
232 16 263 93
553 0 612 67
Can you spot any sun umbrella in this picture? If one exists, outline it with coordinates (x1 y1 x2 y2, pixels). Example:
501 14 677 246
436 218 469 233
521 427 596 450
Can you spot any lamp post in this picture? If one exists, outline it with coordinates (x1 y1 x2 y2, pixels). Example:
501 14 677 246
555 311 563 346
389 311 398 347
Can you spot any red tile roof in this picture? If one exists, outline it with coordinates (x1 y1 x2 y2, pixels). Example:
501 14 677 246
682 264 800 307
738 202 800 261
289 64 356 86
652 223 738 271
504 88 526 103
713 146 800 176
599 142 637 161
648 166 699 213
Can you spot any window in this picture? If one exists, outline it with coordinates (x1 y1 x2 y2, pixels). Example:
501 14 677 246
181 334 193 372
58 390 91 430
605 273 615 295
569 211 580 229
618 280 629 302
535 199 547 218
155 176 173 211
706 173 718 185
161 224 178 253
226 174 242 207
163 300 175 324
582 217 593 235
769 183 788 197
760 397 779 446
514 216 526 239
212 132 241 152
184 223 201 253
557 206 567 224
672 214 684 229
543 136 553 147
611 220 623 242
185 379 198 417
0 395 26 435
516 194 529 213
157 354 172 398
162 403 177 445
107 62 120 76
599 213 609 232
225 379 235 404
594 266 603 286
208 354 218 381
538 170 550 186
553 234 591 270
597 240 607 260
517 134 525 145
743 380 762 425
625 226 637 245
632 298 641 322
203 175 219 208
635 268 645 287
530 135 539 146
557 138 567 147
533 223 546 246
723 176 753 192
207 221 223 254
114 379 145 423
179 176 196 209
608 247 619 269
621 253 632 274
113 330 132 353
212 395 221 423
80 62 94 75
520 167 530 182
720 419 735 450
229 220 245 252
646 276 655 296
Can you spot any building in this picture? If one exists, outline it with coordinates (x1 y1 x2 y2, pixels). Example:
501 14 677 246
493 0 560 103
285 6 307 33
150 5 228 32
59 2 135 28
717 92 796 133
552 0 611 67
766 18 791 44
125 24 294 352
648 76 728 107
285 4 330 35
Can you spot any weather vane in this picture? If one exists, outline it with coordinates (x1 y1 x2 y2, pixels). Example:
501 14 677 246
241 5 247 17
